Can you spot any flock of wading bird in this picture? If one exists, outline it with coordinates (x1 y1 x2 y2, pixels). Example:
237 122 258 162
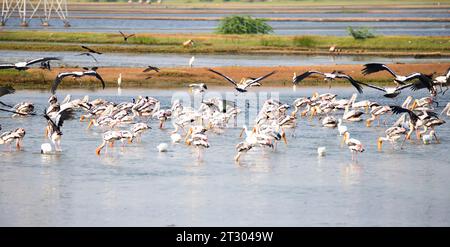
0 45 450 162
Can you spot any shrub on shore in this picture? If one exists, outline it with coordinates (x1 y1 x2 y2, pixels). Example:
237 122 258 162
216 15 273 34
347 27 376 40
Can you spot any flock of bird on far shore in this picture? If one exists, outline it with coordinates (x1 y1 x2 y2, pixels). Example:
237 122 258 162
0 33 450 162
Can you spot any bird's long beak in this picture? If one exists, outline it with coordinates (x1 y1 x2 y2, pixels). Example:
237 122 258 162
95 146 102 155
377 138 383 151
366 119 372 127
128 138 133 144
239 128 245 138
185 128 192 143
410 101 417 110
44 127 48 138
80 115 85 122
87 119 94 129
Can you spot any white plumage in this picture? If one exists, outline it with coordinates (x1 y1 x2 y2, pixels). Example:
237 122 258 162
41 143 53 154
317 146 326 157
157 143 169 152
189 56 195 67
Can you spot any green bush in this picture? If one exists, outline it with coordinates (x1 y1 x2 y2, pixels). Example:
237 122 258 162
347 27 376 40
216 15 273 35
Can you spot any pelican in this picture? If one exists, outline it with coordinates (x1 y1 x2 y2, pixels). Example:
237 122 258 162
234 142 253 163
292 70 363 93
207 68 276 93
366 105 391 127
52 67 105 94
0 128 26 151
12 102 35 116
0 57 60 71
189 56 195 67
342 132 365 161
43 107 74 152
185 126 210 159
343 96 364 122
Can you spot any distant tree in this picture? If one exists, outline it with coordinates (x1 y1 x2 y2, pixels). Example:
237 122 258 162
347 27 376 40
216 15 273 34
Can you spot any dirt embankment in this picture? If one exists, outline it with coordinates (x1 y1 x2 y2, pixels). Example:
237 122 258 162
1 63 449 90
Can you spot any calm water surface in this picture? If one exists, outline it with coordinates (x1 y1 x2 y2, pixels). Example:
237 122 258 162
1 50 449 68
0 87 449 226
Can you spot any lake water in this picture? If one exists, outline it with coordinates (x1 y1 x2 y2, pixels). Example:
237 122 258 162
2 17 449 36
1 50 449 68
0 87 449 226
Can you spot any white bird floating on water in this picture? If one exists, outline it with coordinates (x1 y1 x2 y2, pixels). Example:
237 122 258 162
317 146 326 157
40 143 53 154
157 143 169 152
170 133 182 143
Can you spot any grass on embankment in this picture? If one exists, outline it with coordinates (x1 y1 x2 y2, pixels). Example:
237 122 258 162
1 31 449 55
1 63 449 90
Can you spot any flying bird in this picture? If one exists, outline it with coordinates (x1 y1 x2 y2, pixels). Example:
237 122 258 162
357 75 434 98
119 31 135 42
52 68 105 94
0 57 60 71
0 85 15 108
76 52 98 63
292 70 363 93
207 68 276 93
81 45 102 55
362 63 430 86
143 66 160 73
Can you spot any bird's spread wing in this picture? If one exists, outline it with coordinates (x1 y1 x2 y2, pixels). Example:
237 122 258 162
207 68 237 86
143 66 159 73
0 64 15 69
81 45 102 54
403 72 424 83
397 82 414 91
362 63 398 78
26 57 60 66
410 74 433 91
356 81 386 92
390 105 418 123
52 72 76 94
244 71 277 89
85 71 106 89
127 34 135 38
43 108 58 131
0 86 15 98
55 107 75 128
119 31 126 37
335 74 363 94
293 71 324 85
0 107 32 116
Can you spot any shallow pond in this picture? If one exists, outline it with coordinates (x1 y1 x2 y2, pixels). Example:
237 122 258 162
0 87 449 226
